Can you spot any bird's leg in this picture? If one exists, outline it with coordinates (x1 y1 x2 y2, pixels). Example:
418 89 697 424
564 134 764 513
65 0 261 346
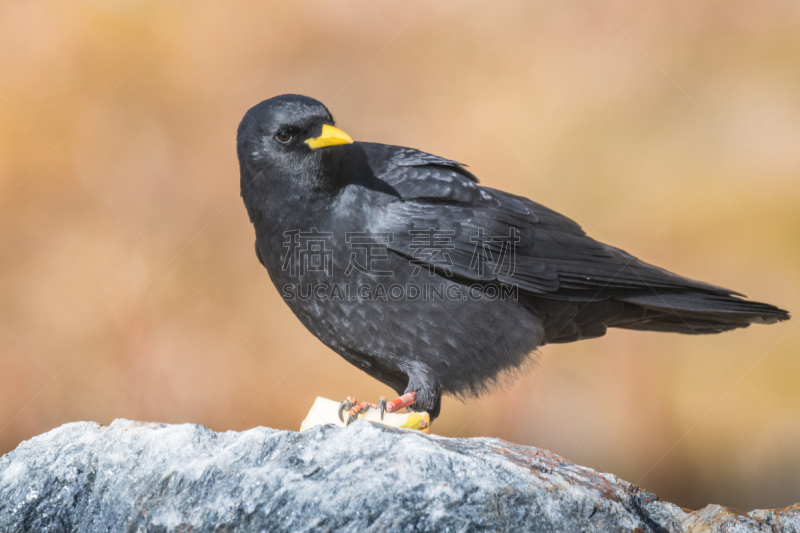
385 391 417 414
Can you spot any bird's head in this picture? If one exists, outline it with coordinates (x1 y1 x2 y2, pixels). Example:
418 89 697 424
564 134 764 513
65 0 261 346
237 94 353 194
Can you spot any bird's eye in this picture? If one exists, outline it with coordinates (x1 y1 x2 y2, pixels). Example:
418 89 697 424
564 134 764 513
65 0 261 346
275 130 292 143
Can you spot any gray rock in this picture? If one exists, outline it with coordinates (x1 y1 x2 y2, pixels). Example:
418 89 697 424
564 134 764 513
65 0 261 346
0 419 797 532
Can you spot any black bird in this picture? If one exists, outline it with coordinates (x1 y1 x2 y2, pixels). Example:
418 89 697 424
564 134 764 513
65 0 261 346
238 94 789 422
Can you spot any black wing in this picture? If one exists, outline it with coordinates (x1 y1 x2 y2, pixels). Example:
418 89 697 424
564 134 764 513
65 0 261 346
360 143 789 330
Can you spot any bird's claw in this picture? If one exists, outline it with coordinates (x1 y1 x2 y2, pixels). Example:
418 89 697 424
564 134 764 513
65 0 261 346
377 397 387 420
344 397 387 426
339 393 417 426
338 396 391 426
338 396 357 423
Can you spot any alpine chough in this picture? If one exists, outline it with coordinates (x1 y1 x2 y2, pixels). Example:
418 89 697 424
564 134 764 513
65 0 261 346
237 94 790 422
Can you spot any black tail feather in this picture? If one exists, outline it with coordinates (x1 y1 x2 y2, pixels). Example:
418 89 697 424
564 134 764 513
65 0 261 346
612 290 790 334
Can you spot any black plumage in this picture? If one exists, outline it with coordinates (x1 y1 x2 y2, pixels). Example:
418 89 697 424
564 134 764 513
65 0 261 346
238 94 790 420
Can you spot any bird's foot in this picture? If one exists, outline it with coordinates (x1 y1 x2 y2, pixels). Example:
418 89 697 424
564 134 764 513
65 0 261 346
338 392 417 426
340 397 386 426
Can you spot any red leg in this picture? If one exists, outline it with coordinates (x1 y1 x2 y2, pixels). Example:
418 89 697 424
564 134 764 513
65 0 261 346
385 391 417 414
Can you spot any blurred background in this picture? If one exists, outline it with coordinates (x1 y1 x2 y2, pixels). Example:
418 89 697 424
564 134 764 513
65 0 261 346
1 0 799 511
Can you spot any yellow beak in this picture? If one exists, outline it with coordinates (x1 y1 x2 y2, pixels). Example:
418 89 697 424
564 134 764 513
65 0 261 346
305 124 354 149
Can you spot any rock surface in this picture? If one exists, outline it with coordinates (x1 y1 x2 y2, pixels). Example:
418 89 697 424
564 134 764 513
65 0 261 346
0 419 798 532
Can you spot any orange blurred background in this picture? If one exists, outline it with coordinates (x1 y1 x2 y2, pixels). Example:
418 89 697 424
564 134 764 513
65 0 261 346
1 0 799 511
